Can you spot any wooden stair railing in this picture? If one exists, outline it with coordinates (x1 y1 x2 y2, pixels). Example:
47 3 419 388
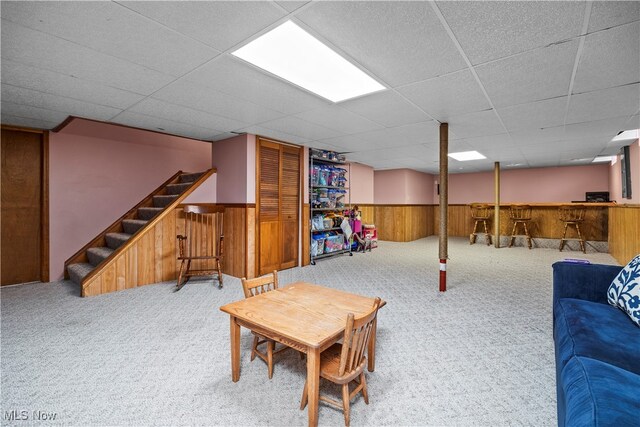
64 168 216 296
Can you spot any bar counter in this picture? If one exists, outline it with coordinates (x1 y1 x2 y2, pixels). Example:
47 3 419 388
469 202 614 241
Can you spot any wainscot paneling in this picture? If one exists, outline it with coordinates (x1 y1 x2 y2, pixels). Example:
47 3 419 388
373 205 433 242
609 205 640 265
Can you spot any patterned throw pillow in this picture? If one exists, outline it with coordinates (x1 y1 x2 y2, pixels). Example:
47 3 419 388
607 254 640 327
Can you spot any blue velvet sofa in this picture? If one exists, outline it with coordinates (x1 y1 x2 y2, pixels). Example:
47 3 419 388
552 261 640 426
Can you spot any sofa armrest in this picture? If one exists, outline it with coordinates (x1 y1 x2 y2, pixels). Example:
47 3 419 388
552 261 622 307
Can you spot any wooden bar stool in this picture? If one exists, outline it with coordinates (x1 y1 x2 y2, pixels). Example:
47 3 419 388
508 205 533 249
470 203 492 245
558 205 586 253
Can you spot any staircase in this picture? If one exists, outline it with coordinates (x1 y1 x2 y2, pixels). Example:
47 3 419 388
65 169 215 296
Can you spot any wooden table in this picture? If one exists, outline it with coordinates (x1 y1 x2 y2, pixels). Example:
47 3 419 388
219 282 384 427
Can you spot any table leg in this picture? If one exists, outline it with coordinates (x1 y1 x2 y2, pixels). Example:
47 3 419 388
306 347 320 427
367 317 377 372
230 316 240 382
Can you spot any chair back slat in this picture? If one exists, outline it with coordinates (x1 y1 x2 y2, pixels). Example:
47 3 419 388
338 297 381 376
559 205 586 222
509 204 532 221
470 203 492 220
241 271 278 299
180 205 224 271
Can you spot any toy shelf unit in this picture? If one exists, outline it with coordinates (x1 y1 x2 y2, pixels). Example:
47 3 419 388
310 148 353 265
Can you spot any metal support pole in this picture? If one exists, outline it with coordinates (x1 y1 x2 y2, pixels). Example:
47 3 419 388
439 123 448 292
494 161 500 248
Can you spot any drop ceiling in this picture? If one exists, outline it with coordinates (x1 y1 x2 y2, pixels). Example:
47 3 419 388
1 1 638 174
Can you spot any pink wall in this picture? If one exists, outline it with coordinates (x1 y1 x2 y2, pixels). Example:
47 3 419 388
49 119 214 280
375 164 609 205
609 139 640 204
374 169 434 204
349 162 374 204
211 134 256 204
438 164 609 204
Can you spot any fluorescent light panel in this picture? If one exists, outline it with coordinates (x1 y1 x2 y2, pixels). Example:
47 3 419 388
448 151 486 161
611 129 640 142
592 156 616 163
232 21 385 103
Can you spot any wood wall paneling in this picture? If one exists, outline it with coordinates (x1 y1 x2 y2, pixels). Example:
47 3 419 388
246 207 256 279
609 206 640 265
302 203 310 267
373 205 432 242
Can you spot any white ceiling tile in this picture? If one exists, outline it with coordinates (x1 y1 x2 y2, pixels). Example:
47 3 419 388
0 113 59 130
127 98 247 133
388 144 440 161
567 84 640 124
295 105 383 135
397 70 491 121
436 1 585 65
307 140 341 151
588 1 640 33
510 127 569 145
563 116 629 140
624 114 640 129
1 2 219 76
257 116 341 141
1 102 68 124
446 110 506 139
237 125 311 146
152 80 284 125
1 59 144 110
2 84 121 121
111 111 221 140
573 22 640 94
476 40 579 108
119 1 286 51
296 1 466 86
1 20 174 95
339 90 432 128
211 132 239 141
184 56 329 115
314 134 370 152
275 1 310 13
383 121 442 147
453 133 514 151
497 97 568 132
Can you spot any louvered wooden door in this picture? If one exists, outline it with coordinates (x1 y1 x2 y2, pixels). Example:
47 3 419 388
257 139 300 276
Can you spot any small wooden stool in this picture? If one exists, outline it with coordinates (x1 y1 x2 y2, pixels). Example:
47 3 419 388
470 203 492 245
559 205 586 253
508 205 533 249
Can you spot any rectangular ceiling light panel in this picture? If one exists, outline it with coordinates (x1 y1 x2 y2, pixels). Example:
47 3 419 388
592 155 616 163
448 150 487 161
232 21 385 103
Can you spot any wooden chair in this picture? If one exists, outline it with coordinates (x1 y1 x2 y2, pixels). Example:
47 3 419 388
508 204 533 249
241 271 294 379
300 297 382 427
559 205 586 253
176 205 224 291
470 203 492 245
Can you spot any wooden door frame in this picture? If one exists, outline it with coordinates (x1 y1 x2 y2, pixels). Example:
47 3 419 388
255 136 303 277
1 125 50 282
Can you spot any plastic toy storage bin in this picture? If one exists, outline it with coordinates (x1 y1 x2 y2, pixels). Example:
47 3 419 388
311 236 325 256
324 234 344 253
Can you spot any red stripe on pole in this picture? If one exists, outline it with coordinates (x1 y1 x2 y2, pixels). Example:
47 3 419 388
439 258 446 292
